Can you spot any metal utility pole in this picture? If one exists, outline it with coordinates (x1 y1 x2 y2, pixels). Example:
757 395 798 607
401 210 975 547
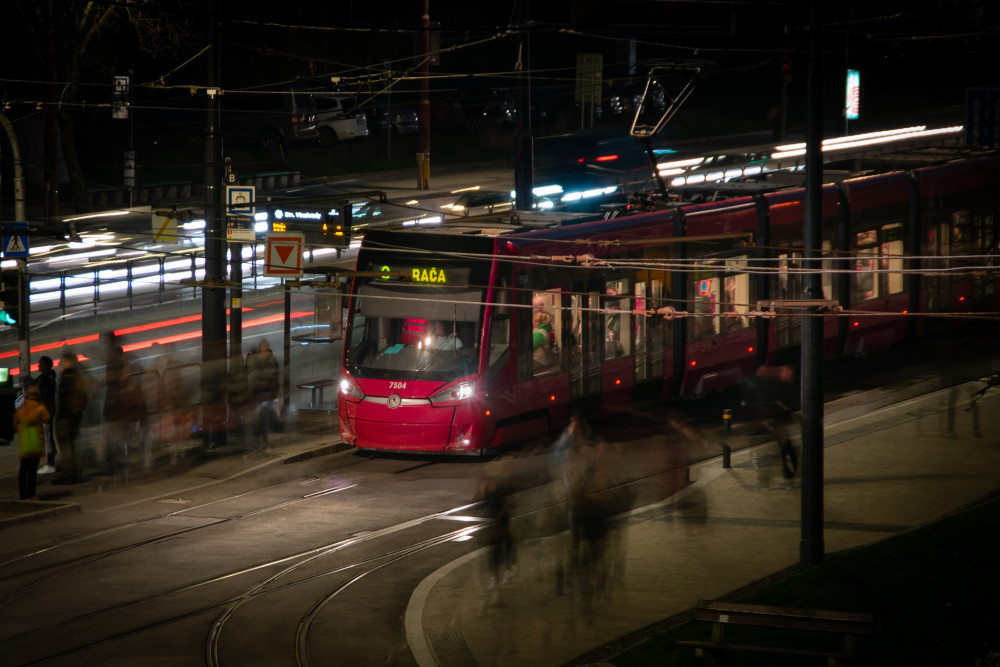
800 0 825 567
514 1 534 211
203 0 226 369
417 0 431 189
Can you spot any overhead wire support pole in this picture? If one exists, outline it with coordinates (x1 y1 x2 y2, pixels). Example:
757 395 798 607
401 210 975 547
203 0 226 358
801 0 825 567
0 112 30 379
513 1 534 212
417 0 431 189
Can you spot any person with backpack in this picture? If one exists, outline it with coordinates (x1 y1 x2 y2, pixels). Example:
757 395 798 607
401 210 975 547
15 380 49 500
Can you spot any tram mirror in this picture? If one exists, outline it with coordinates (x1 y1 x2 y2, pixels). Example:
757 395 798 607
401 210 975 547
359 283 481 322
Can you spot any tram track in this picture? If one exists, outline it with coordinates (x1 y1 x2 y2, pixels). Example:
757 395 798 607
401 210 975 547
0 482 357 608
0 499 487 666
0 448 411 587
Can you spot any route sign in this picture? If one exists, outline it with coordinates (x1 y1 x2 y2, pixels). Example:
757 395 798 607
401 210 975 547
264 231 304 277
2 222 29 258
226 185 255 216
226 227 256 242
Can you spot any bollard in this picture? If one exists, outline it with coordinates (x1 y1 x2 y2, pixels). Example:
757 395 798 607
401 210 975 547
719 442 731 468
722 408 732 431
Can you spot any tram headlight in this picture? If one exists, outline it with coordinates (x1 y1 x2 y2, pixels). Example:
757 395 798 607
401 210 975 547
430 381 475 405
339 374 364 403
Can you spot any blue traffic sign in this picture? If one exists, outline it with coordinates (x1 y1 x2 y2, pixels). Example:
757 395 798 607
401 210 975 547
2 222 28 258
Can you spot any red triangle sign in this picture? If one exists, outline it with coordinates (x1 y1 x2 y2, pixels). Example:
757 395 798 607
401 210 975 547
276 245 294 264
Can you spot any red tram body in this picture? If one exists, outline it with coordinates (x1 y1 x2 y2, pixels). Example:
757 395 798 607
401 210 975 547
338 154 1000 454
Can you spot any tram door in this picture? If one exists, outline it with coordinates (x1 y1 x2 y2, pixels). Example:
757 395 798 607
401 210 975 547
569 289 603 399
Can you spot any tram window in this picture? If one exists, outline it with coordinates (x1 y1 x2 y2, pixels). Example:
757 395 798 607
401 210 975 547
634 282 647 381
721 271 750 332
882 224 903 295
951 211 973 251
854 246 878 301
346 282 483 381
604 279 630 358
532 289 562 374
488 315 510 381
690 276 719 340
648 278 665 378
821 240 835 301
774 251 803 302
853 224 903 301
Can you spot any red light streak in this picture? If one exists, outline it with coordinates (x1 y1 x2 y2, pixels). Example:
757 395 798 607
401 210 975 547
595 155 619 162
4 311 313 375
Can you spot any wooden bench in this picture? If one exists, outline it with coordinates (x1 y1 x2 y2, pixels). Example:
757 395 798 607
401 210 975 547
297 378 338 408
678 599 874 666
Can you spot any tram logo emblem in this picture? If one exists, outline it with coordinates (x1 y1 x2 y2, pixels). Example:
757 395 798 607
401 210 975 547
386 394 402 409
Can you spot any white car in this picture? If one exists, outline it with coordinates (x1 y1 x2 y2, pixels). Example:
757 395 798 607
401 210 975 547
313 94 370 145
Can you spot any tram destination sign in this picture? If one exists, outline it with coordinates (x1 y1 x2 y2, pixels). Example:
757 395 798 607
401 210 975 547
377 264 470 285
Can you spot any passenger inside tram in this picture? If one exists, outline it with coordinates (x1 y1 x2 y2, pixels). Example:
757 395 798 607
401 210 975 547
428 320 464 350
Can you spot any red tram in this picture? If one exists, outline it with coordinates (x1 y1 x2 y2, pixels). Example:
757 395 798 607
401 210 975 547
337 154 1000 454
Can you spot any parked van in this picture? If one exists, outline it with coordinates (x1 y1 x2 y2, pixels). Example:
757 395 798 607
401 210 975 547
313 93 370 144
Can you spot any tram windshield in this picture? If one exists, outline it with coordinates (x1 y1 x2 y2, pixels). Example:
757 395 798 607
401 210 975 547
345 281 483 382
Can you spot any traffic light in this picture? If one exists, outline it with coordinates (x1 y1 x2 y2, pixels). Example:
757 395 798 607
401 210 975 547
0 269 19 327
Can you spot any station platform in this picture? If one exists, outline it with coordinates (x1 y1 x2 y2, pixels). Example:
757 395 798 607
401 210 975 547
406 374 1000 667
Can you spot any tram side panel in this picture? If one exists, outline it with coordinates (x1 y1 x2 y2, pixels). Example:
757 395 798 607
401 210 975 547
677 198 760 397
838 171 914 355
914 156 1000 324
759 186 843 365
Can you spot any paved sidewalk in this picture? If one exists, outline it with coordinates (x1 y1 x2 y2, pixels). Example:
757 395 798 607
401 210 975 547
0 408 346 525
408 379 1000 667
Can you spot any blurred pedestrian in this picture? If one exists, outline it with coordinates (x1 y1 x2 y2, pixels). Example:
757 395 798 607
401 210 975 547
52 351 88 484
246 339 280 446
100 331 129 472
15 380 49 500
152 343 191 464
743 365 798 489
548 410 591 596
550 410 591 535
35 355 58 475
476 455 518 602
227 350 250 450
118 365 150 476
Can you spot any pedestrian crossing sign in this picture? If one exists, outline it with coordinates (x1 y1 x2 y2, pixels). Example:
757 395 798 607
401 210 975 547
2 222 28 258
